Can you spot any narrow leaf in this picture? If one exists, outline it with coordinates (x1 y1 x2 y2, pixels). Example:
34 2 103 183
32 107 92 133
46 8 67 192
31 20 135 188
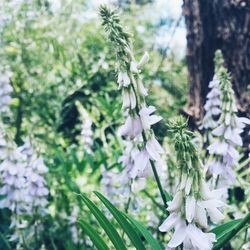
211 219 242 241
124 213 163 250
80 194 127 250
78 220 109 250
94 191 146 250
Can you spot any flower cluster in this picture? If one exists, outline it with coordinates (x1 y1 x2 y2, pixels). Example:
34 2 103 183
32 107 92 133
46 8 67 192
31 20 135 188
159 120 225 250
76 101 93 155
0 132 49 244
100 6 164 181
0 137 28 213
19 138 49 214
0 67 13 115
201 75 221 131
206 52 250 184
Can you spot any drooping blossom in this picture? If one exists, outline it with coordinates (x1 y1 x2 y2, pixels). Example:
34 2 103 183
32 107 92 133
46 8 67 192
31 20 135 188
206 59 250 184
159 122 225 250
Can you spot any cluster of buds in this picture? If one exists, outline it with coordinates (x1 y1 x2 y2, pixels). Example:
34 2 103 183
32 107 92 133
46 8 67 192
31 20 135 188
100 6 164 181
206 51 250 184
0 67 13 115
159 120 225 250
75 101 93 155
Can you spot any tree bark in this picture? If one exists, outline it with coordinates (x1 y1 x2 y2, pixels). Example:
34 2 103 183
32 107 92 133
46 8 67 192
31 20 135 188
183 0 250 120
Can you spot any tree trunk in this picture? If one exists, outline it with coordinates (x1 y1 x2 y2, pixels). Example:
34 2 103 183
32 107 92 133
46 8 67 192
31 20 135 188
183 0 250 121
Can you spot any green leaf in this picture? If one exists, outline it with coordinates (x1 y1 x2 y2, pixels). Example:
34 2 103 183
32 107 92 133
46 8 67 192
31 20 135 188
94 191 146 250
211 219 242 241
78 220 109 250
124 213 163 250
80 194 127 250
211 219 242 249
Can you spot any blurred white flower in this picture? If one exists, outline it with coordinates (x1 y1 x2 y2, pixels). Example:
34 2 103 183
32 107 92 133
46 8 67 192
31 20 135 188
19 138 49 214
206 74 250 184
0 68 13 115
118 71 131 88
76 101 93 154
201 75 221 131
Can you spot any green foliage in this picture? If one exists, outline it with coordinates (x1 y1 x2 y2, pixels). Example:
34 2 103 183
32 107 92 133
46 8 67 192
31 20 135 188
79 192 163 250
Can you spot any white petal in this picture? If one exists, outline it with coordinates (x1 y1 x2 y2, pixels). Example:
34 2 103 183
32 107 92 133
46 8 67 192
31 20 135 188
122 89 130 109
185 196 196 223
146 136 163 161
138 52 149 68
149 115 162 126
130 150 149 178
185 176 193 195
200 180 212 199
207 207 224 224
130 61 139 73
212 124 225 136
168 221 186 248
129 89 136 109
167 191 183 212
195 203 208 228
159 213 178 232
137 80 148 96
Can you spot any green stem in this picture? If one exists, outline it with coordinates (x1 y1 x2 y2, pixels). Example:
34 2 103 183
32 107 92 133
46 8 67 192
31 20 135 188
143 190 165 212
213 211 250 250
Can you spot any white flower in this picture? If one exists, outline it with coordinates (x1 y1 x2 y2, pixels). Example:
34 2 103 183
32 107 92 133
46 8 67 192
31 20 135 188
76 101 93 154
160 219 216 250
137 80 148 96
122 88 136 110
130 52 149 73
130 149 150 178
146 135 163 161
159 212 181 232
185 195 196 223
118 115 142 139
117 71 130 88
0 69 13 115
206 68 250 185
19 138 49 213
167 191 182 212
201 75 221 130
139 106 162 131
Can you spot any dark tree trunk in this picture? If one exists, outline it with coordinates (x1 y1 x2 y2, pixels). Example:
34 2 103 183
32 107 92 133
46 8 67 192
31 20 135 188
183 0 250 120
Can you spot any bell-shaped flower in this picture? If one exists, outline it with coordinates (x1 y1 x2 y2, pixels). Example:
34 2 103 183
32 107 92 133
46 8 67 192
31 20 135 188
146 135 164 161
139 106 162 131
118 115 142 139
117 71 130 88
122 88 136 110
